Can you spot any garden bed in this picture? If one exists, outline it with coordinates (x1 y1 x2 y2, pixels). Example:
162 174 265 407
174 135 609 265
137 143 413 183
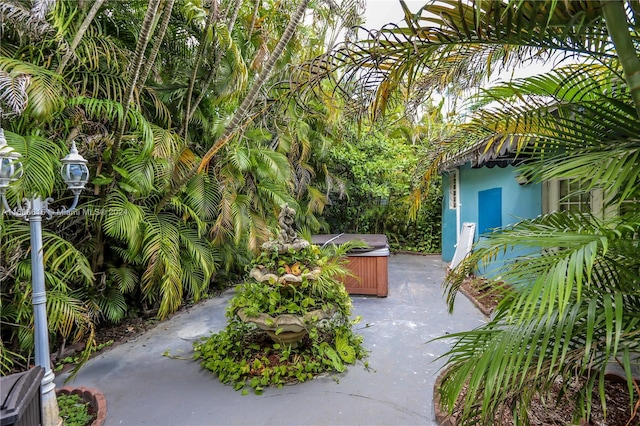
459 276 506 316
442 278 640 425
435 372 639 426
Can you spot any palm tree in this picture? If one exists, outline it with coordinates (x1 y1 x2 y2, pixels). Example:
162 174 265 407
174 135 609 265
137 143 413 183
303 1 640 120
305 0 640 423
1 0 211 370
1 0 367 372
158 0 312 207
0 130 97 375
56 0 108 75
110 0 161 158
437 64 640 424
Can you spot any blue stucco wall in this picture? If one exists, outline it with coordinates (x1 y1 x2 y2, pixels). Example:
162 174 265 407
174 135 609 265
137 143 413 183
441 164 542 268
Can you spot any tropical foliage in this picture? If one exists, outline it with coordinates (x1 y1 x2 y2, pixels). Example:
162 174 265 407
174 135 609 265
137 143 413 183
440 64 640 424
0 0 370 374
323 109 447 253
304 0 640 423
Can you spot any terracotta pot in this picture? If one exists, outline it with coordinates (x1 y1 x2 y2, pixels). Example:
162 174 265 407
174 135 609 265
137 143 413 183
56 386 107 426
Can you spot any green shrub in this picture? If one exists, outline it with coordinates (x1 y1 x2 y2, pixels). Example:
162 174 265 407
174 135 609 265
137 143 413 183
57 394 93 426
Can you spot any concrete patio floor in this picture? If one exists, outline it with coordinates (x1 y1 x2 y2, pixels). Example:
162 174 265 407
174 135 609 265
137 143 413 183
56 254 486 426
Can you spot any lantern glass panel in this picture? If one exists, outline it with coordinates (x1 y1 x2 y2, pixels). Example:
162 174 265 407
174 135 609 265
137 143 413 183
0 158 12 179
61 162 89 188
0 157 22 182
69 164 86 182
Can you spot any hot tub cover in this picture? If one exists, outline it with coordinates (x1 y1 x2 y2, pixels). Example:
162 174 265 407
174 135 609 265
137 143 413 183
311 234 388 254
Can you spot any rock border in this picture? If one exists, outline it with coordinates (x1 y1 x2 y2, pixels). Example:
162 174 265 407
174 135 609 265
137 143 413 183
433 367 457 426
457 282 494 318
56 386 107 426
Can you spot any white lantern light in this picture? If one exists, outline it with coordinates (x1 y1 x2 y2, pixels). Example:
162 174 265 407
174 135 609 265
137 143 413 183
0 128 23 193
60 141 89 193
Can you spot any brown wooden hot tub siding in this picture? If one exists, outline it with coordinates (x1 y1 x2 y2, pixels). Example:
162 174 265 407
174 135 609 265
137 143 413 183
311 234 389 298
343 255 388 297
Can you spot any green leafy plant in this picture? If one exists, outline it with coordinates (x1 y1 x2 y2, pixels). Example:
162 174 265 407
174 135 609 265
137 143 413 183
321 118 444 253
57 394 94 426
0 0 362 376
251 245 323 275
54 340 114 372
194 240 367 394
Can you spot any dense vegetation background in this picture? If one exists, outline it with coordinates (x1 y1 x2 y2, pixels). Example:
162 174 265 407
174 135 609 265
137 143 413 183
315 1 639 423
4 1 638 423
0 0 443 374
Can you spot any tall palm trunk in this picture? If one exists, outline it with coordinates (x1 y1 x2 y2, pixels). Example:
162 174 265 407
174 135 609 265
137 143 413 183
248 0 261 40
111 0 161 159
183 0 220 138
92 0 161 273
182 0 243 134
136 0 176 93
56 0 107 75
198 0 310 169
601 0 640 119
157 0 311 211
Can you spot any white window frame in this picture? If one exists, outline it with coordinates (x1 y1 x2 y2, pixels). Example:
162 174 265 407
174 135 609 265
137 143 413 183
448 169 462 243
543 178 613 219
448 170 458 210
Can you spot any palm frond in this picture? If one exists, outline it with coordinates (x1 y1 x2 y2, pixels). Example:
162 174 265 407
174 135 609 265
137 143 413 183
107 265 139 295
440 210 640 424
2 131 62 199
66 96 125 124
177 222 217 297
427 64 638 195
182 172 220 221
0 0 56 40
0 57 63 120
45 287 91 340
94 286 128 323
41 232 94 287
102 189 145 247
254 147 291 182
3 219 93 290
293 0 622 121
113 147 158 198
167 196 208 234
0 71 29 116
139 212 183 318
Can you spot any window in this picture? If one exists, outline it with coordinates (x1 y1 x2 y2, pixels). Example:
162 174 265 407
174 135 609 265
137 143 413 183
543 178 607 218
448 170 458 210
558 179 591 213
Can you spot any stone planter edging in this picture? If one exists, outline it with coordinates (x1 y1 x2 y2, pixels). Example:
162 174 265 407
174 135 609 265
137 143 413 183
433 367 456 426
56 386 107 426
458 286 493 318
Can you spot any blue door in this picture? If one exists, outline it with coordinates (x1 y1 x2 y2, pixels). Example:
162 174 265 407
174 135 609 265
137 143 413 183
478 188 502 235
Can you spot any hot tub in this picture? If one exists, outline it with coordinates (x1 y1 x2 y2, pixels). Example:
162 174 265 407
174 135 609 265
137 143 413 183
311 234 389 297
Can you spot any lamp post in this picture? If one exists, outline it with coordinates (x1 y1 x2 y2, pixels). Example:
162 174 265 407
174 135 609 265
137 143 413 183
0 128 89 426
